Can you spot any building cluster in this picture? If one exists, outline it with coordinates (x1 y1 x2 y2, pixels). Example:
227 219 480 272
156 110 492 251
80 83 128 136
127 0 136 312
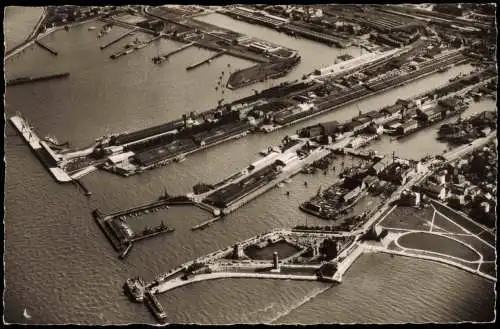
416 142 497 227
370 27 421 48
42 6 115 30
438 111 496 144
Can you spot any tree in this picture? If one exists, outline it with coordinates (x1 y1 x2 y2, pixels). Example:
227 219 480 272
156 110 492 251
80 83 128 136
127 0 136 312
319 238 338 260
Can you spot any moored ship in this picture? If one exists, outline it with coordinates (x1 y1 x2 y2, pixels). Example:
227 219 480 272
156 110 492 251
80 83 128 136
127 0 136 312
124 277 146 303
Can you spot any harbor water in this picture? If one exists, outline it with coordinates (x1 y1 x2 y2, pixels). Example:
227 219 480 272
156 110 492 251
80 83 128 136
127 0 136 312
4 9 496 324
3 6 44 52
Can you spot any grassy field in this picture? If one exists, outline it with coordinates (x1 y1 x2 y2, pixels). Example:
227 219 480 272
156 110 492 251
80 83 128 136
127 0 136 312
379 205 434 231
398 232 480 262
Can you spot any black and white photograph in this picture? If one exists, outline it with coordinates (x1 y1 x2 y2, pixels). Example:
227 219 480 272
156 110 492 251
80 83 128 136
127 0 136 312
3 3 497 324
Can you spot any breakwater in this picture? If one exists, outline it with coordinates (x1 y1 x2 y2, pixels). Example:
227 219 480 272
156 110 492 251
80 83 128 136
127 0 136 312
186 50 227 71
100 28 137 49
34 40 58 55
7 72 70 86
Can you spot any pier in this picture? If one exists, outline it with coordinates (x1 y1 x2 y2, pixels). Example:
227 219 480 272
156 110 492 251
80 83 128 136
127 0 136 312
186 50 227 71
191 216 223 231
100 28 138 50
152 42 195 64
73 179 92 197
7 72 70 87
35 40 58 55
92 207 176 259
9 115 72 183
110 34 166 60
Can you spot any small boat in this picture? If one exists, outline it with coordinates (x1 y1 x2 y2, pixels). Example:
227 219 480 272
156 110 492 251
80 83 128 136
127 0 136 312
277 183 284 188
174 155 186 163
23 308 31 320
88 26 97 31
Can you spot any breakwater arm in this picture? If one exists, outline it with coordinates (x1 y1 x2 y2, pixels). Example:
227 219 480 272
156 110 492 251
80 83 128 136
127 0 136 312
7 72 70 87
35 40 58 55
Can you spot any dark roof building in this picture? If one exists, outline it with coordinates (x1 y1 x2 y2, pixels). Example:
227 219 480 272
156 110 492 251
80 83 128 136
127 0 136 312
362 110 386 120
319 121 341 136
381 103 404 116
369 157 392 175
353 116 372 124
344 120 368 132
417 106 446 122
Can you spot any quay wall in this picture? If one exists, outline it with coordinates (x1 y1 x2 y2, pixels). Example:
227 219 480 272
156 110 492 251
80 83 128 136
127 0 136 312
9 116 73 183
151 272 321 295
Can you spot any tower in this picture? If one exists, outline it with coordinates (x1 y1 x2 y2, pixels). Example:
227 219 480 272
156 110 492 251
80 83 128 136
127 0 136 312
232 244 244 259
272 251 280 271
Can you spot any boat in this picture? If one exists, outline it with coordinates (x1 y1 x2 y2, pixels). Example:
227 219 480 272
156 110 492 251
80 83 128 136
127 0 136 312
174 155 186 163
437 65 450 73
123 277 146 303
145 292 168 322
23 309 31 320
88 26 97 31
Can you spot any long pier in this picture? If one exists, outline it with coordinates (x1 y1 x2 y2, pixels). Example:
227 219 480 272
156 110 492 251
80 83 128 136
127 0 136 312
9 115 72 183
73 179 92 197
191 216 223 231
35 40 58 55
110 34 165 60
100 28 137 49
186 50 227 71
153 42 195 63
7 72 70 87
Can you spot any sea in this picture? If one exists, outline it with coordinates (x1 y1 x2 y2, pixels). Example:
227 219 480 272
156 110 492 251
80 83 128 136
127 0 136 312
3 8 496 324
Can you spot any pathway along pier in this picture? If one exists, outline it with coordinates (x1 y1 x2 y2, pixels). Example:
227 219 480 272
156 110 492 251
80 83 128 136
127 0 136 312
186 50 227 71
100 28 138 50
152 42 195 64
35 40 58 56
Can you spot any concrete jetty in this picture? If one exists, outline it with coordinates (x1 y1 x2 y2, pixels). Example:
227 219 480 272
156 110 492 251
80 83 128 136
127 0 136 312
186 50 227 71
151 271 321 295
100 28 137 49
73 179 92 197
191 216 223 231
35 40 58 55
153 42 195 63
110 34 165 60
9 115 72 183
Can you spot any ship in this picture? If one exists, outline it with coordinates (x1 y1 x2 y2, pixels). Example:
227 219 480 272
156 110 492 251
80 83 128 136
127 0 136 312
145 291 168 322
123 277 146 303
174 154 186 163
